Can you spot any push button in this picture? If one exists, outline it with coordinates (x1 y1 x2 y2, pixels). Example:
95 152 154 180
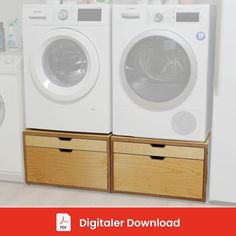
196 32 206 41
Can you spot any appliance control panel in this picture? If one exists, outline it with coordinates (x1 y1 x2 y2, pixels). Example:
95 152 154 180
23 5 109 25
153 12 175 23
58 8 102 22
152 11 200 24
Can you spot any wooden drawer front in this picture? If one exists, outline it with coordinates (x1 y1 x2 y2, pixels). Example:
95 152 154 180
25 135 107 152
25 147 108 190
114 142 204 160
114 154 204 199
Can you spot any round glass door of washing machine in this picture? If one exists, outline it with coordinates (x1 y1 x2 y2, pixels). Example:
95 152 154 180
0 95 5 126
43 38 88 88
121 30 198 111
31 28 100 103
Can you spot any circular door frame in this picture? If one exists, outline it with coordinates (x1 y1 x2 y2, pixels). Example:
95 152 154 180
30 28 100 103
120 29 198 111
0 95 5 126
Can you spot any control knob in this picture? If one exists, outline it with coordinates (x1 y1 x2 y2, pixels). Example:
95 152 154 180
155 13 164 23
58 9 69 21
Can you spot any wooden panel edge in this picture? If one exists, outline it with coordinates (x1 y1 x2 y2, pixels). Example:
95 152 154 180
25 181 110 193
202 146 209 202
112 190 204 202
107 136 111 192
113 142 204 161
110 138 114 193
23 131 29 183
23 129 112 141
111 135 210 148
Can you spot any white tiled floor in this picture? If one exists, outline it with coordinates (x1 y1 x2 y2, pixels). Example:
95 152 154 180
0 181 227 207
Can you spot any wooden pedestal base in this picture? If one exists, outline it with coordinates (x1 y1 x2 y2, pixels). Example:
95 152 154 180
111 135 209 202
24 129 209 202
24 129 111 192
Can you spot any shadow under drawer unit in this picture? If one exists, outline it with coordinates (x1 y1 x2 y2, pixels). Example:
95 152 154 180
111 135 210 201
24 129 111 192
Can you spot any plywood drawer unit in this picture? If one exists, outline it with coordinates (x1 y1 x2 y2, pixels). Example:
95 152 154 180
24 129 111 191
111 136 210 201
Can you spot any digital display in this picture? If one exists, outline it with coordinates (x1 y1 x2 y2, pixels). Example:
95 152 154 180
176 13 200 22
78 9 102 21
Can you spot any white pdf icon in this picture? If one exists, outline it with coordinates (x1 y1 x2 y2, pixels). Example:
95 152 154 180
56 213 71 232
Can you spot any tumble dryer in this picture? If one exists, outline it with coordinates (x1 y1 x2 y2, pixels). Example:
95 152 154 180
23 4 111 133
113 4 216 141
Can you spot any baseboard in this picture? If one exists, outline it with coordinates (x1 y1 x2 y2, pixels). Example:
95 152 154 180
0 172 24 183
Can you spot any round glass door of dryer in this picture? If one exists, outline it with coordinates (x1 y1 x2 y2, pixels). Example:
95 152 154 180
31 29 100 103
121 30 197 111
0 95 5 126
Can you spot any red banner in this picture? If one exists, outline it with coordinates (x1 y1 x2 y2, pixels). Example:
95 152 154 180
0 208 235 235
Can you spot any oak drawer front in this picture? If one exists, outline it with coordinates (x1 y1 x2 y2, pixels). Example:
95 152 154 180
25 135 107 152
114 142 204 160
113 154 204 199
25 147 108 190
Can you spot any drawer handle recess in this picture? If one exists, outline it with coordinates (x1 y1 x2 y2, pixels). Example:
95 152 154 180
150 156 166 161
58 137 72 142
59 149 73 153
151 144 166 148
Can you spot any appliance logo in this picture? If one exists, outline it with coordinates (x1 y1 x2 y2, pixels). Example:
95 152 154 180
196 32 206 41
56 213 71 232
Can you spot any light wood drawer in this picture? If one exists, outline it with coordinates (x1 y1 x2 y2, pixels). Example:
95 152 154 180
113 154 204 200
25 147 108 190
25 135 107 152
114 142 204 160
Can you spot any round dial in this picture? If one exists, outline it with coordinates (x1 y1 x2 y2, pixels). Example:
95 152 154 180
58 9 69 21
155 13 164 23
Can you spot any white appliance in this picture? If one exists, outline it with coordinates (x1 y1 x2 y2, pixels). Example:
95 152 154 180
23 4 111 133
0 54 24 182
113 4 215 141
209 0 236 203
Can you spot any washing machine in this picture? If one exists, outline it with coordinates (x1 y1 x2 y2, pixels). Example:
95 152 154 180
0 54 24 182
113 4 216 141
23 4 111 133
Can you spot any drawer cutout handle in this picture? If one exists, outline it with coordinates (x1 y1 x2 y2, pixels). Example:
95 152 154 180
151 144 166 148
150 156 166 161
58 137 72 142
59 149 73 153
